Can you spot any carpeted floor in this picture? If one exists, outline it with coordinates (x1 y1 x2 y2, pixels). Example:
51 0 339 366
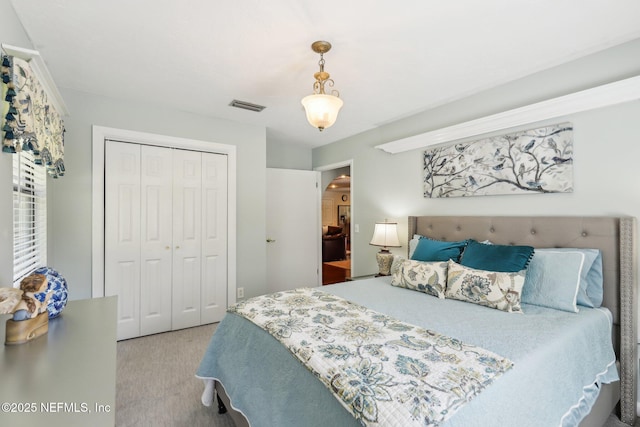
116 324 632 427
116 323 235 427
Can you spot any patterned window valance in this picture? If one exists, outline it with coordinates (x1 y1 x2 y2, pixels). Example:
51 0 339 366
2 55 65 178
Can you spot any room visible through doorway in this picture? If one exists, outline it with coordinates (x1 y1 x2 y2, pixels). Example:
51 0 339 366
321 167 351 285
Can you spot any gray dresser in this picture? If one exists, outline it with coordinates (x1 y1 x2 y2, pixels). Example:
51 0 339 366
0 296 117 426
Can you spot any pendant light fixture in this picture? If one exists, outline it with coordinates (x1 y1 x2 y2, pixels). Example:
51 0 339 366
301 41 343 132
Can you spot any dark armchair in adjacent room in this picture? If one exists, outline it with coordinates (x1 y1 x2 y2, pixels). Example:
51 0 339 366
322 226 347 262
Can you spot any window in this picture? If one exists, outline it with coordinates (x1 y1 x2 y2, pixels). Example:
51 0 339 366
12 151 47 285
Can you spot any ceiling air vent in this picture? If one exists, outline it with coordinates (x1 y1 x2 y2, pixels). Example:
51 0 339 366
229 99 266 112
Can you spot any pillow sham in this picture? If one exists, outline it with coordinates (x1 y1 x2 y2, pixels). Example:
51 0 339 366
522 248 603 312
460 239 534 272
446 260 525 313
411 237 467 262
390 258 448 298
408 234 425 258
570 248 603 307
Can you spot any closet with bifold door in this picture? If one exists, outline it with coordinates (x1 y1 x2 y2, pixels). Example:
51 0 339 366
104 140 228 340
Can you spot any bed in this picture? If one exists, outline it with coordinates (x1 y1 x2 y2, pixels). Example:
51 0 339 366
197 216 637 426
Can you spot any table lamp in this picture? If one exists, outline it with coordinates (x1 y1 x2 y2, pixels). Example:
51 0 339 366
369 221 401 276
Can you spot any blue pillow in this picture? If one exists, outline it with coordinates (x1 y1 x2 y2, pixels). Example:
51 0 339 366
522 248 603 312
460 239 534 273
410 238 467 262
574 249 603 307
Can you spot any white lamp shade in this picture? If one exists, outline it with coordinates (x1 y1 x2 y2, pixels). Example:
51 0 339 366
301 94 343 130
369 222 401 248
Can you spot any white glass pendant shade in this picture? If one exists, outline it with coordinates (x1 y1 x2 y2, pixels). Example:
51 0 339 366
301 94 344 131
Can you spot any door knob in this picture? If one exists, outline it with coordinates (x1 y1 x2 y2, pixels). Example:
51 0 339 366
266 238 276 243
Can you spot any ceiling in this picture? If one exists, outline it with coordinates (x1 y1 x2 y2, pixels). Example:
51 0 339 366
326 175 350 193
9 1 640 148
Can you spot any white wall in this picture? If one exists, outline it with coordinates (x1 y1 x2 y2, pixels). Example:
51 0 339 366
50 89 268 300
1 1 270 299
266 140 312 170
313 39 640 278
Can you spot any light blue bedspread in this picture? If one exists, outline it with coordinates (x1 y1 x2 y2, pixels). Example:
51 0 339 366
196 277 618 427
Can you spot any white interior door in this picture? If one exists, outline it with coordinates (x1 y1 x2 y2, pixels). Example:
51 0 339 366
105 142 229 339
172 149 202 330
200 152 228 324
139 145 173 336
105 141 142 340
266 168 321 292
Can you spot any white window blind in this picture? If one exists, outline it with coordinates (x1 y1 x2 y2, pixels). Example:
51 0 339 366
12 151 47 285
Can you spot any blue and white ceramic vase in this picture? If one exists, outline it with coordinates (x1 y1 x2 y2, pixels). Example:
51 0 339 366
34 266 68 319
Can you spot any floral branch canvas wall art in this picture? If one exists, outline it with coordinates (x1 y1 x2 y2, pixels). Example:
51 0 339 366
423 122 573 198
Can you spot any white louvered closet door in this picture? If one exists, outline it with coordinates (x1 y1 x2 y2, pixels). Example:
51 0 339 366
105 141 228 340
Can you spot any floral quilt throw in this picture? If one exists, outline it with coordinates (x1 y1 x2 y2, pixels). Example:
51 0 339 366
229 288 513 427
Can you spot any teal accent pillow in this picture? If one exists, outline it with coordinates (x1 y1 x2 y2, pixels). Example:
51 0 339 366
410 237 467 262
460 239 534 273
522 248 603 312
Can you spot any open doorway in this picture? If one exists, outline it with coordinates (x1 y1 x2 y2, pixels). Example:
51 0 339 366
320 166 351 285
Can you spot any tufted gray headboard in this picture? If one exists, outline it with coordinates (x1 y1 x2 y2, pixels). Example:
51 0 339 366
408 216 637 424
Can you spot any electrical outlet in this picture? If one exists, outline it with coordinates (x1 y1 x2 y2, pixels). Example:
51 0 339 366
237 287 244 299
